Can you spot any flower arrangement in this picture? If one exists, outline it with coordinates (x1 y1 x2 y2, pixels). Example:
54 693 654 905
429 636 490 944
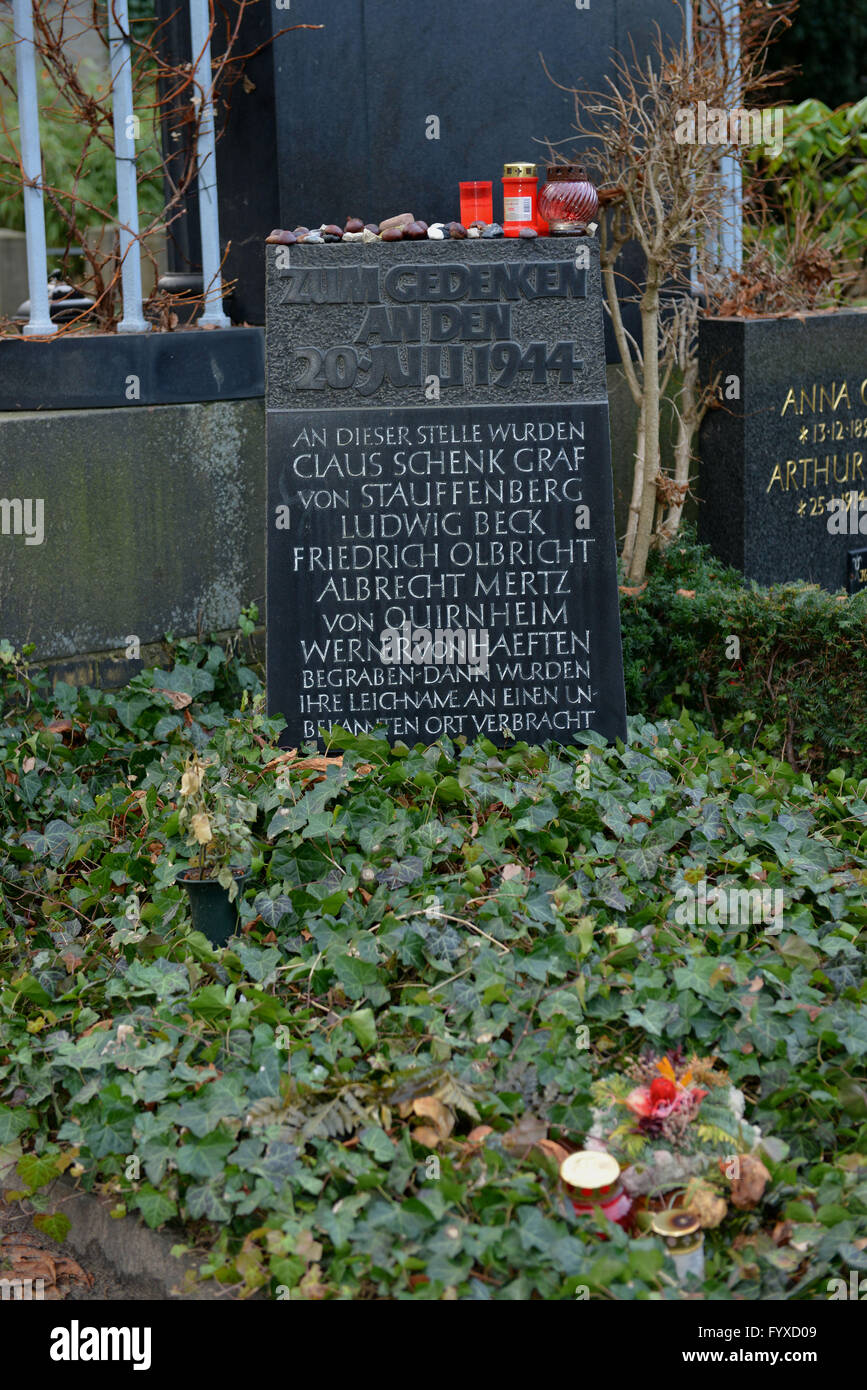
587 1049 767 1199
176 753 256 900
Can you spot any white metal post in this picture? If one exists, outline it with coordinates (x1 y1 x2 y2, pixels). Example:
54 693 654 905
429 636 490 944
12 0 55 335
188 0 230 327
717 0 743 272
108 0 150 332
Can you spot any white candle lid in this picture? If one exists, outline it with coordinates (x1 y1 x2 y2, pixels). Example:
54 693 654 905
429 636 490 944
560 1150 620 1189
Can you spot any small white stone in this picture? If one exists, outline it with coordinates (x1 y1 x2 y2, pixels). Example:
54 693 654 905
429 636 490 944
361 227 381 243
342 230 365 242
427 223 445 240
467 226 481 238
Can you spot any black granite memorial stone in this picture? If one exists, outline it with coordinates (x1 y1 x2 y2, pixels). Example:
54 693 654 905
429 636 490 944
699 311 867 591
265 237 627 748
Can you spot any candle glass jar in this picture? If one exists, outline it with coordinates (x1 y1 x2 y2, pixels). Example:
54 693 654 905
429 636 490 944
538 164 599 235
560 1151 634 1229
502 162 538 236
459 181 493 226
651 1209 706 1283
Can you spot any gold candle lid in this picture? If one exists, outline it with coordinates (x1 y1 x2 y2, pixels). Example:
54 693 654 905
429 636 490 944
651 1210 701 1238
503 162 538 178
560 1150 621 1190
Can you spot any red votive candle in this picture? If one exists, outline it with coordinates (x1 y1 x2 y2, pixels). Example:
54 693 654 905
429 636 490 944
459 181 493 226
560 1151 634 1229
502 162 538 236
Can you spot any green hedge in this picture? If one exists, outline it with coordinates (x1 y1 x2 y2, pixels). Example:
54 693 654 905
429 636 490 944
619 532 867 778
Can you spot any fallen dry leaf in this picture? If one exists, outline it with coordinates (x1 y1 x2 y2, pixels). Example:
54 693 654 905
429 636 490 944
411 1096 455 1142
618 582 647 597
501 1111 547 1155
536 1139 570 1166
0 1232 92 1299
676 588 697 598
412 1125 444 1149
722 1154 770 1210
466 1125 494 1145
501 864 523 882
683 1177 728 1228
152 688 192 710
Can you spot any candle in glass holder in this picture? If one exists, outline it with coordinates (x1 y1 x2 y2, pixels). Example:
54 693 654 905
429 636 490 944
560 1151 633 1228
651 1209 705 1283
459 181 493 227
501 163 538 236
538 164 599 235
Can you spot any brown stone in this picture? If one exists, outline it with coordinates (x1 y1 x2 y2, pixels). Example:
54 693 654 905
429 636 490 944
380 227 405 241
265 229 296 245
344 218 365 234
379 213 415 233
321 224 343 237
404 221 428 239
449 222 468 239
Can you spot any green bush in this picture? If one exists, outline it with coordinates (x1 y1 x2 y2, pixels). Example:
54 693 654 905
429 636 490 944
746 98 867 287
620 530 867 778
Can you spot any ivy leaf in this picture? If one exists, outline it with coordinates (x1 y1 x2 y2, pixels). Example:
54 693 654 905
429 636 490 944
133 1185 178 1230
32 1211 71 1243
175 1131 236 1180
20 819 74 863
17 1152 63 1191
185 1182 231 1222
345 1008 378 1050
332 954 388 1005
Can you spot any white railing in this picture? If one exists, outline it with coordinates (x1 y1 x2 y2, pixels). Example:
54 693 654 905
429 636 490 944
687 0 744 276
11 0 230 335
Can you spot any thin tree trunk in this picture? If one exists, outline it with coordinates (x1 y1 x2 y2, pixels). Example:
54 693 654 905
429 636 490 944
627 272 661 584
660 355 706 547
621 395 646 575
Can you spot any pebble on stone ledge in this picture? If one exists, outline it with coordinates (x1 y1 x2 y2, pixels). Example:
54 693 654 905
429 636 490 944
379 213 415 233
268 218 518 246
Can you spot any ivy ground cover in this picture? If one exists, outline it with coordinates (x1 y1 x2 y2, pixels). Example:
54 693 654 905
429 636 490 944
1 635 866 1299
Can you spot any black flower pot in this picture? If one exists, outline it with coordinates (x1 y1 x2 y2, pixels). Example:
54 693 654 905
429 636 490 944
178 869 248 946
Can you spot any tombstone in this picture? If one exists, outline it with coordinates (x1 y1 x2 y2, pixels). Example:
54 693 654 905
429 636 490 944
217 0 682 328
265 235 627 748
699 311 867 592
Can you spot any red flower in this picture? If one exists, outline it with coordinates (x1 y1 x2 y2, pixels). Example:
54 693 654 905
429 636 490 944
649 1078 677 1106
625 1078 707 1124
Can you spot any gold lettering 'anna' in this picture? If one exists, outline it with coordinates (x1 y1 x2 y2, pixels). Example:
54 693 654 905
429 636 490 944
780 382 854 416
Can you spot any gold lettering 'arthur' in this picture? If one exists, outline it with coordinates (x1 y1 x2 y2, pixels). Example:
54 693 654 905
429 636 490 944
766 452 865 492
780 382 852 416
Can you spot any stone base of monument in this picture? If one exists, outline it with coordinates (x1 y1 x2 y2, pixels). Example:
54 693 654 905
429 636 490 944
265 235 627 749
698 309 867 591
